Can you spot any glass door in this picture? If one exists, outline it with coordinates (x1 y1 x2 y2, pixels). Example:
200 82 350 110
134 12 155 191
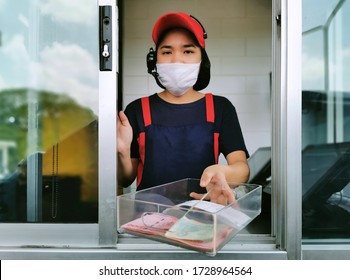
0 0 100 224
0 0 118 250
302 0 350 254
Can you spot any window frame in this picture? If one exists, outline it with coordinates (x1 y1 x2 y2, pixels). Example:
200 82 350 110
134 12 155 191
0 0 304 260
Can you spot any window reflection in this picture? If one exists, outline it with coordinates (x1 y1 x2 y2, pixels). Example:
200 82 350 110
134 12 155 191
302 0 350 238
0 1 99 223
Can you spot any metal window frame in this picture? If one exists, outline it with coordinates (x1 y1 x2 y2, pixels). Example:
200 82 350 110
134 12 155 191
97 0 118 246
0 0 304 260
272 0 302 260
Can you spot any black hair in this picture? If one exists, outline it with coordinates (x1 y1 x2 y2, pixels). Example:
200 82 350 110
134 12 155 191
194 48 211 91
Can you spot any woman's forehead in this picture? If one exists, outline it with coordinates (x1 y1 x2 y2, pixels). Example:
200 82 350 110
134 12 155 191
158 28 199 46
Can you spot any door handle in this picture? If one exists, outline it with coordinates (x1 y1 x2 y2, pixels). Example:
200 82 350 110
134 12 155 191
99 6 112 71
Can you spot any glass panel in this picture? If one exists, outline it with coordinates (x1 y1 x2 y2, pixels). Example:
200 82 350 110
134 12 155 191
302 0 350 239
302 0 342 31
302 31 325 93
0 0 99 223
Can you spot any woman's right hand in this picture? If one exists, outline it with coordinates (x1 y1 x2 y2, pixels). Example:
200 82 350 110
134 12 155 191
117 111 133 153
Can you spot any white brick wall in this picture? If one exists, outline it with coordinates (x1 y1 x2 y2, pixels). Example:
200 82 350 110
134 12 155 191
122 0 272 156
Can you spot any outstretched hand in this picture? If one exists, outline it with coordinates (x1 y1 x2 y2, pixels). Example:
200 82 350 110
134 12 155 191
189 168 235 206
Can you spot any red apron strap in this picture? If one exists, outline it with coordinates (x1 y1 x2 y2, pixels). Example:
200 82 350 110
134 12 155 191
205 93 215 123
141 96 152 126
214 132 220 164
138 97 151 188
205 93 219 163
136 132 146 188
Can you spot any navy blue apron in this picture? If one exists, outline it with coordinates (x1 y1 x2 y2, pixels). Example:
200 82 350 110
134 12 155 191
136 93 219 195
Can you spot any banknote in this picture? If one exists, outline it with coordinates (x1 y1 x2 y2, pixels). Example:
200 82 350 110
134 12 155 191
165 215 221 241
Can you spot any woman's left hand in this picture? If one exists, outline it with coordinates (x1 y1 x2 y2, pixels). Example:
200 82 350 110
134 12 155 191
190 166 235 205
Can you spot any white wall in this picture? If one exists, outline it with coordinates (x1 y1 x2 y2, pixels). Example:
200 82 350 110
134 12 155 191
122 0 272 156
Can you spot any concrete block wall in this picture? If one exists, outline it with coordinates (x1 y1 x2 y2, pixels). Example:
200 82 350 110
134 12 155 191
121 0 272 157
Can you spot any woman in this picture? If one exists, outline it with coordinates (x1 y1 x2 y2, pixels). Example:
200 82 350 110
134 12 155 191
117 12 249 205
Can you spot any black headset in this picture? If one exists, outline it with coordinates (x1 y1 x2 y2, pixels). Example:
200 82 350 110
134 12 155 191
146 15 211 91
146 47 160 80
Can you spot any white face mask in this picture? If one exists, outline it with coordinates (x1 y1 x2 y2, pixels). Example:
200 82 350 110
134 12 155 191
156 63 201 96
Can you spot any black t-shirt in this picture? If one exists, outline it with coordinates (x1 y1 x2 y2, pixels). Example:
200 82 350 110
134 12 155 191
124 93 249 160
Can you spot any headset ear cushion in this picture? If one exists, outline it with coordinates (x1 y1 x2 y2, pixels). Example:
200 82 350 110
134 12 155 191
146 47 165 89
147 48 157 74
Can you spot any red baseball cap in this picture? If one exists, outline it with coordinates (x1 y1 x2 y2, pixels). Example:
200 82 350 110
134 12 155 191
152 12 206 48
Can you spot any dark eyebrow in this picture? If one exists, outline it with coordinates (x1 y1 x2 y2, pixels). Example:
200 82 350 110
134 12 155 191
158 44 197 50
183 44 196 48
159 45 172 50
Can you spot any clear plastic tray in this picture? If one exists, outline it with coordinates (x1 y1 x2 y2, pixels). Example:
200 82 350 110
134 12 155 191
117 178 262 256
